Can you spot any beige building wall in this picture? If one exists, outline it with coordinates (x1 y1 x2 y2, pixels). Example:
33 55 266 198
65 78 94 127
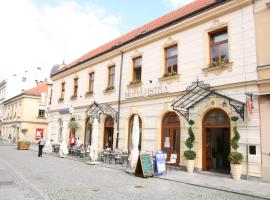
255 0 270 181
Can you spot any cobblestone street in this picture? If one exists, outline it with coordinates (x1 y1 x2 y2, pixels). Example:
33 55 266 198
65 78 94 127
0 145 265 200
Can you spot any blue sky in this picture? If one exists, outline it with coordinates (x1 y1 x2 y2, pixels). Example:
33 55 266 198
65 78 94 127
0 0 193 80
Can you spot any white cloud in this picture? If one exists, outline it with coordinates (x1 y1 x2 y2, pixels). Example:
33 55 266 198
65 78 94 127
0 0 121 80
164 0 195 10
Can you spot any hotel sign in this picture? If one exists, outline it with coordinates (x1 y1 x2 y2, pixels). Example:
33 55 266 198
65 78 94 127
125 85 169 99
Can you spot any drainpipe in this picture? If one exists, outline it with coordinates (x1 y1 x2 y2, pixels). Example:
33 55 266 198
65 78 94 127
116 50 124 149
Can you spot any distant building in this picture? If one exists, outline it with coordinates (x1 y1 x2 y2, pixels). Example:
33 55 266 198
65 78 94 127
1 82 49 143
0 68 46 125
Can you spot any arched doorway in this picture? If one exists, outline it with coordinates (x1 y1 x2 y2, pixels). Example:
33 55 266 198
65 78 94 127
103 116 114 149
84 117 92 147
202 108 230 173
161 112 181 165
128 115 142 151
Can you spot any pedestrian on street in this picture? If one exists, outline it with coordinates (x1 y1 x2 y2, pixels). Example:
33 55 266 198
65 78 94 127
38 135 46 157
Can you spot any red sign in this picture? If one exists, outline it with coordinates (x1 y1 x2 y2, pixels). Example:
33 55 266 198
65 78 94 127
35 128 44 140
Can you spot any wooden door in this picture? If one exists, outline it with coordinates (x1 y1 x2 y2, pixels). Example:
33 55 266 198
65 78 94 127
205 128 212 170
161 112 181 165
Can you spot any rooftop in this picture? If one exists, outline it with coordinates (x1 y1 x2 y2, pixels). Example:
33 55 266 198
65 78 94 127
51 0 225 77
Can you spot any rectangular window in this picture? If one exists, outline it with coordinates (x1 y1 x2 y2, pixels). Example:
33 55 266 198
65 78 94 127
60 82 65 99
108 66 115 87
165 45 178 74
88 72 95 93
133 57 142 81
73 78 78 96
209 28 228 64
38 109 45 118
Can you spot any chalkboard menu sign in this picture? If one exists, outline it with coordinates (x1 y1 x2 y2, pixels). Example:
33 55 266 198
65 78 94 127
135 154 154 177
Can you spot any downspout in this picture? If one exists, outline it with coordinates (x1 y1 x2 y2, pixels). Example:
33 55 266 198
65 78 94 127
116 50 124 149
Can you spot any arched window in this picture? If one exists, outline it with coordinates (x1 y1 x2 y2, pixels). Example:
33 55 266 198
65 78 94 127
104 116 114 149
203 109 230 127
161 112 180 164
84 117 92 146
128 115 142 151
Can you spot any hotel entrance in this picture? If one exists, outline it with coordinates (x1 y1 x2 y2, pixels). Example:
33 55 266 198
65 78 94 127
202 109 230 173
103 116 114 149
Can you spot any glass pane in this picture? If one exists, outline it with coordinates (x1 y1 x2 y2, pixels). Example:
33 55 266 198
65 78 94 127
134 57 142 66
206 112 216 124
173 129 180 153
134 67 141 81
220 43 228 62
110 66 115 75
211 46 219 62
86 127 92 145
213 32 227 43
166 58 177 68
164 128 170 151
163 113 180 125
166 46 177 57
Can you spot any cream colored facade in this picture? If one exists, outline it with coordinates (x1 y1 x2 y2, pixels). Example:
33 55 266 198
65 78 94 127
255 0 270 181
1 93 48 143
49 0 262 177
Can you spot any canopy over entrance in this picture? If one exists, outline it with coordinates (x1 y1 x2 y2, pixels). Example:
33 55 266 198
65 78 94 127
172 80 245 121
85 101 118 122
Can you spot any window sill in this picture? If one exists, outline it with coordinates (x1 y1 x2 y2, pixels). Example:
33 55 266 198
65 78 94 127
58 98 64 103
85 91 94 97
159 74 180 82
103 87 115 94
127 81 143 88
70 95 77 100
37 116 46 119
202 62 233 75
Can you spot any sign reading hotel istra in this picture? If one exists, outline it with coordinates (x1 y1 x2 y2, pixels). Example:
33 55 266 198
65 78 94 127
125 85 169 99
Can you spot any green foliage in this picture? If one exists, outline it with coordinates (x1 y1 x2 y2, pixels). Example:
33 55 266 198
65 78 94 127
228 152 244 164
184 150 196 160
68 120 79 131
184 120 196 160
228 116 243 164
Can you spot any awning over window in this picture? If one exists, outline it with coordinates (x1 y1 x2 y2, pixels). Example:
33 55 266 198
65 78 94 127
85 101 118 122
172 80 245 121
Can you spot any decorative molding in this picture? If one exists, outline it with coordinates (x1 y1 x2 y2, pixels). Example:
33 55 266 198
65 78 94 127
207 19 228 32
107 59 116 67
131 50 143 59
159 73 180 82
163 37 177 48
202 62 233 76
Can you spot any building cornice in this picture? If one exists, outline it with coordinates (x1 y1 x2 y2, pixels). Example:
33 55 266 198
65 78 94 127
49 80 257 112
51 0 252 81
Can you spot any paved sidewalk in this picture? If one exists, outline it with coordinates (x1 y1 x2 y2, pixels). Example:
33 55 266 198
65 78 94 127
158 170 270 199
30 145 270 199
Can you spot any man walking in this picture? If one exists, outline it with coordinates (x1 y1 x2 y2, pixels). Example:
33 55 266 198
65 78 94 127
38 135 46 157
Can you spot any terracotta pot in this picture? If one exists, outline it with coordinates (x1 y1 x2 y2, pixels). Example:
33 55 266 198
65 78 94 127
230 164 242 180
186 160 195 173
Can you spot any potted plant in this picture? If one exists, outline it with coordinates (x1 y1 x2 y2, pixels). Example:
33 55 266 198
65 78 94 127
228 116 244 180
68 120 79 134
184 120 196 173
17 141 31 150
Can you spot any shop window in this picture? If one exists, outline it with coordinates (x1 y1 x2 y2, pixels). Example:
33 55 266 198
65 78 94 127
88 72 95 93
85 117 92 146
209 28 228 65
108 66 115 88
249 145 256 155
164 45 177 74
133 56 142 82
